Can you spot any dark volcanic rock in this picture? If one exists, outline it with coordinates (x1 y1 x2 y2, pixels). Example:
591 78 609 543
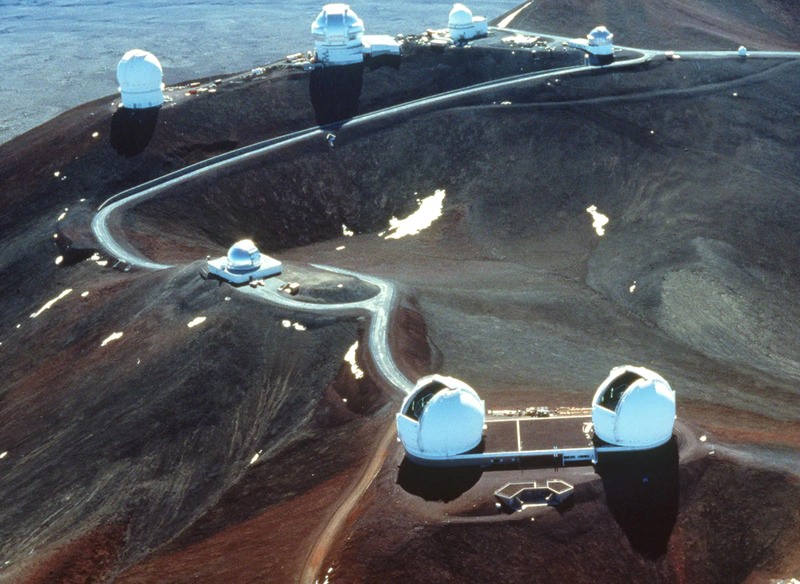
3 4 800 581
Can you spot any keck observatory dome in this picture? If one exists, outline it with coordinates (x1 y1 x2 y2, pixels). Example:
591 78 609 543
116 49 164 109
592 365 676 448
396 375 485 461
312 3 365 65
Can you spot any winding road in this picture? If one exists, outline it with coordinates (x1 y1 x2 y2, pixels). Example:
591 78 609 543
87 24 800 584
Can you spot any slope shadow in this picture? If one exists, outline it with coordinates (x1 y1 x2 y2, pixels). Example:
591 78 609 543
595 436 680 559
397 457 483 502
309 63 364 126
111 107 160 156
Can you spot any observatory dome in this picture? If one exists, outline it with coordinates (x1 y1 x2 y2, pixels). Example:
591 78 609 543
312 3 365 65
396 374 485 461
448 4 487 42
587 26 614 53
225 240 262 272
449 3 474 28
592 365 676 449
116 49 164 109
449 4 475 42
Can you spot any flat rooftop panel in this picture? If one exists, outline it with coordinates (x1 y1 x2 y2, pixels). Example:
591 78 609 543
483 419 520 453
484 416 593 455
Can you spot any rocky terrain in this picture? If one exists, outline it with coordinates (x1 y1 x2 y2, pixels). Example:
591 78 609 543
1 0 800 582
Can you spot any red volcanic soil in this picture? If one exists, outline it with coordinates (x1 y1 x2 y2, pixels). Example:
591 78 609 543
2 1 800 582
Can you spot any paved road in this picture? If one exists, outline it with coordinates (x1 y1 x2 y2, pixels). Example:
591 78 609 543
87 30 800 584
242 264 414 395
92 49 654 271
90 39 655 397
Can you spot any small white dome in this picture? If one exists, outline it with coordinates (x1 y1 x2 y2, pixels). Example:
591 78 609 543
738 45 748 56
592 366 676 448
397 374 485 460
449 3 474 28
116 49 164 109
588 26 613 46
226 239 262 272
312 4 364 44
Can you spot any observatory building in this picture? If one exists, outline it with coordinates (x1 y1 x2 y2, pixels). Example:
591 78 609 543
591 365 676 448
312 4 365 65
116 49 165 109
396 375 485 462
396 366 675 466
207 240 282 284
448 3 488 42
568 26 615 65
311 4 400 66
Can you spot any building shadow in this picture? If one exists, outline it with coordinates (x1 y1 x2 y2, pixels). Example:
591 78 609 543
595 436 680 559
309 63 364 126
110 106 160 156
397 457 483 502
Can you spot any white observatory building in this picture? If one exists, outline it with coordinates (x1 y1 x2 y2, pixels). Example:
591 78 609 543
396 375 485 462
207 240 282 284
448 3 489 42
591 365 676 448
311 4 400 66
116 49 165 109
312 4 365 65
568 26 615 65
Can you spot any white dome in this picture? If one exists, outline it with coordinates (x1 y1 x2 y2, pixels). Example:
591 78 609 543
397 374 485 460
588 26 614 46
312 4 364 45
225 239 262 272
449 3 474 28
116 49 164 109
311 4 365 65
592 366 676 448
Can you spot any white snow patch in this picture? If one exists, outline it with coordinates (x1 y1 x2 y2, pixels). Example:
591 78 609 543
187 316 207 328
586 205 609 236
54 256 63 265
31 289 72 318
81 291 89 298
336 245 345 251
344 341 364 380
100 332 123 347
384 189 445 240
629 281 637 293
0 451 7 459
342 224 354 237
250 453 260 465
